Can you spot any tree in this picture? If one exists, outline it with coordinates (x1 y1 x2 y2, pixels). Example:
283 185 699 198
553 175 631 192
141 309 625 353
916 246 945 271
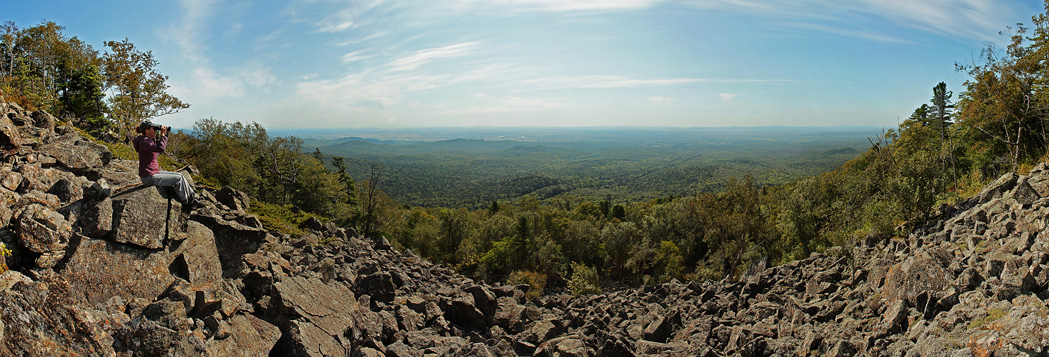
0 21 106 121
928 82 958 186
955 25 1046 171
359 162 385 239
102 38 189 140
0 21 16 81
929 82 953 142
331 156 358 205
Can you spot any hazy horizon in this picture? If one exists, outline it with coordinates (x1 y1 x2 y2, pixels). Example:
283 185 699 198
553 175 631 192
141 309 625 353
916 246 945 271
275 124 889 141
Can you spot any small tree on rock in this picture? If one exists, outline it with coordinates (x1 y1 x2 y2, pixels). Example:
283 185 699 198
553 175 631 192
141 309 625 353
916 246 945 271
102 38 188 140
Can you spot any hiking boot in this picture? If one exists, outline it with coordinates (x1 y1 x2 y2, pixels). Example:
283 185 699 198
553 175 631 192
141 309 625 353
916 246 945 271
181 198 204 213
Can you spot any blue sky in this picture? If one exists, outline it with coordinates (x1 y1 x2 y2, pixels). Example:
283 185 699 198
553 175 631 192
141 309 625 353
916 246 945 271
7 0 1044 129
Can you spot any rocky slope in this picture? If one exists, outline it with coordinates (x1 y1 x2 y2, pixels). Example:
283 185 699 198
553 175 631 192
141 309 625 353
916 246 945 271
2 96 1049 356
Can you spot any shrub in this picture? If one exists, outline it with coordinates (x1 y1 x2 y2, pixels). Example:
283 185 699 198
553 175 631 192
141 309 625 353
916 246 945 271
0 242 10 274
507 270 546 300
248 199 327 237
568 262 601 296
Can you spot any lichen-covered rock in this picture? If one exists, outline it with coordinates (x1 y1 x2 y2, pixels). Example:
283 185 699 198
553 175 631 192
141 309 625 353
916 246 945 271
268 276 363 356
110 185 185 249
0 280 123 356
16 204 72 268
215 185 250 212
79 197 113 237
191 212 268 277
30 111 55 131
0 114 21 150
205 314 282 355
58 237 178 305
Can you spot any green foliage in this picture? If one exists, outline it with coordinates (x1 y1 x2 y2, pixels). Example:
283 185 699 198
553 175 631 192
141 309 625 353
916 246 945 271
309 129 873 208
507 271 546 300
0 21 107 123
177 119 358 222
654 240 684 283
102 38 189 140
0 242 11 274
967 308 1006 330
247 199 320 237
568 262 601 296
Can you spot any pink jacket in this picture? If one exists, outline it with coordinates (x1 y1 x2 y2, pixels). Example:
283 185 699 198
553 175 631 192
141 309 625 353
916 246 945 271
132 134 167 177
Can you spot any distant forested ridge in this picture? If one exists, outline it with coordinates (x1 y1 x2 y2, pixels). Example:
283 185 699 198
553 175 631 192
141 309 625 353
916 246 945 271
302 127 875 208
8 5 1049 293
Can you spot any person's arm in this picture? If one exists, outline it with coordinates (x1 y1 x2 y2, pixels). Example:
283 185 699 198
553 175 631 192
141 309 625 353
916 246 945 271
136 135 167 153
155 134 168 152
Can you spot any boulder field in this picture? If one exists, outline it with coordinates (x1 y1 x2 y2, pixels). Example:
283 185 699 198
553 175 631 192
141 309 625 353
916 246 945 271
2 97 1049 356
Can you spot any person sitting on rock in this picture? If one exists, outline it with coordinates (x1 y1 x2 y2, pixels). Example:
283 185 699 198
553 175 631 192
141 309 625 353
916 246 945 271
132 119 198 207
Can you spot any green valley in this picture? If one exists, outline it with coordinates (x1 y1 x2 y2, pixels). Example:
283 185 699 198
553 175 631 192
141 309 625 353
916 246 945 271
296 126 876 207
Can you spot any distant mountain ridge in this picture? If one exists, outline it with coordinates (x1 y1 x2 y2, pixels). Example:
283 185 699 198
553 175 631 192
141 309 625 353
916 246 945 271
308 127 876 207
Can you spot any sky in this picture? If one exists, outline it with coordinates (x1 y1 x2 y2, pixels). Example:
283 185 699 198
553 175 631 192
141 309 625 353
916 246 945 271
6 0 1046 129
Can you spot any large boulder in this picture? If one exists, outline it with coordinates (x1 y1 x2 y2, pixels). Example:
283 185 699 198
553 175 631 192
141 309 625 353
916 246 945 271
16 204 72 268
881 248 952 307
0 167 21 192
0 279 125 356
975 172 1017 204
36 133 112 174
110 185 186 249
30 111 55 131
215 186 251 212
191 212 269 277
205 314 282 355
79 197 114 237
268 276 364 356
58 221 222 306
58 237 178 306
0 113 21 150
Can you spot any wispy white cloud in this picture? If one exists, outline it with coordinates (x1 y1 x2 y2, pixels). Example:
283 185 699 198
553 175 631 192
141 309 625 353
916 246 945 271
446 96 565 115
167 0 218 62
240 65 278 88
785 22 915 44
171 65 278 107
680 0 1021 42
523 75 793 89
292 71 458 111
195 68 244 97
650 96 675 105
856 0 1005 40
318 20 355 33
307 0 388 34
341 50 373 64
718 93 737 102
388 42 481 72
335 31 389 46
472 0 665 11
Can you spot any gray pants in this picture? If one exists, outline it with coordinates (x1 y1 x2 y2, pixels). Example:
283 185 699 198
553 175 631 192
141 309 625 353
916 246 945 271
141 171 195 204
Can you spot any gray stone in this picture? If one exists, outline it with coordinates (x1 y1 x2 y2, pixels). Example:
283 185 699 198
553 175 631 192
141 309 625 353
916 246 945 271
36 133 112 173
80 197 114 237
16 204 72 261
270 277 363 356
215 186 251 212
110 185 185 249
205 314 282 356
